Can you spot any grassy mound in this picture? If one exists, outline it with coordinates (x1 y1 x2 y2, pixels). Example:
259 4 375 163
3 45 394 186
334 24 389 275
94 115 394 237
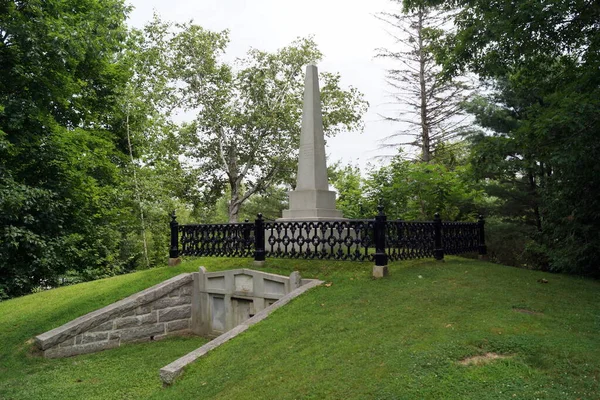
0 257 599 399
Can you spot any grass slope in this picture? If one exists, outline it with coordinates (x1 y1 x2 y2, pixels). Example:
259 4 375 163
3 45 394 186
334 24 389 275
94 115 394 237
0 257 599 399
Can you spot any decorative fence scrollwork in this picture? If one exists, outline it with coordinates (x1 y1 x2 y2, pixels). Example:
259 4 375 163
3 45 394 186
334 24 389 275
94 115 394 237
442 221 480 255
263 220 374 261
386 221 435 261
179 222 254 258
168 209 487 267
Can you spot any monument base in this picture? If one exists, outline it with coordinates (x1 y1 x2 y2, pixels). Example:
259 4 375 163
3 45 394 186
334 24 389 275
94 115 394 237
372 265 389 278
281 189 344 221
279 208 344 221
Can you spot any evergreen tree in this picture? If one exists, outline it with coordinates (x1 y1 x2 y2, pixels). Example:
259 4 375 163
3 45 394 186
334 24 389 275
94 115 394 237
376 1 470 162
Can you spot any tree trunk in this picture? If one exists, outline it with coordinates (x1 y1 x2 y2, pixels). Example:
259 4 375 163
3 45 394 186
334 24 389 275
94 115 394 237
228 174 242 223
228 193 241 223
125 112 150 268
527 169 542 232
417 7 431 163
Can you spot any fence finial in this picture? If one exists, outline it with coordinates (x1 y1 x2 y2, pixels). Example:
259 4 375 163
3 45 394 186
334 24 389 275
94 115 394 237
478 214 487 259
433 211 443 261
254 213 266 266
377 200 384 216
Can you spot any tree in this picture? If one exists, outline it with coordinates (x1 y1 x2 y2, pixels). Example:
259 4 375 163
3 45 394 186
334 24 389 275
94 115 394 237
412 0 600 275
114 16 212 269
376 1 470 162
177 37 368 222
0 0 131 298
329 163 366 219
363 150 481 221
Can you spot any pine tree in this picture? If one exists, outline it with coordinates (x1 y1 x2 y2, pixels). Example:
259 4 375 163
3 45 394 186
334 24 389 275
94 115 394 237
376 2 471 162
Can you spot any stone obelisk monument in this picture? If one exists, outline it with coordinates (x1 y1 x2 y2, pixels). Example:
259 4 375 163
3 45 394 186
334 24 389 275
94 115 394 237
280 65 344 221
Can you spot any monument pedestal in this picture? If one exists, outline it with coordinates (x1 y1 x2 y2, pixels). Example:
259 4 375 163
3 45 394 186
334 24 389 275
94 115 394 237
281 190 343 221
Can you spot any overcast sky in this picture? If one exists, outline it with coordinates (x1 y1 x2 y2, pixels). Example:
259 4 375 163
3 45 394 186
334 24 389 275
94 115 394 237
126 0 404 171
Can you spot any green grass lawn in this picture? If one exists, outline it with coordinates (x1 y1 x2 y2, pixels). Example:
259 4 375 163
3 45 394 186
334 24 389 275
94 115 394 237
1 257 599 399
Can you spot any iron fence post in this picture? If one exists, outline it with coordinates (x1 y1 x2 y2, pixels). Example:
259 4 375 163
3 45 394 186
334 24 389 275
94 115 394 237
373 204 389 277
243 219 251 250
478 215 487 259
168 211 181 266
434 212 444 261
254 213 266 266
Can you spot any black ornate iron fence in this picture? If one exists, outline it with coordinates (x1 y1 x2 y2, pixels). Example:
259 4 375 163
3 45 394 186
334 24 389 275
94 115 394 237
263 219 374 261
179 222 254 258
169 206 487 267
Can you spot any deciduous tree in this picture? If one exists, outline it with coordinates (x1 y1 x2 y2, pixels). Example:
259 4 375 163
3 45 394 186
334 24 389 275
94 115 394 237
178 37 368 222
0 0 132 297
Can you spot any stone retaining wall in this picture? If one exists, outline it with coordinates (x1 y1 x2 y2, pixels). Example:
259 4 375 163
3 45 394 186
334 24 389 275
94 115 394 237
35 273 194 358
35 268 320 363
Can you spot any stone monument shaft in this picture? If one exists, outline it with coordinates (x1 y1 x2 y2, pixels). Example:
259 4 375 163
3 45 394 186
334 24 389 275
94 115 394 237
280 65 343 220
296 65 329 191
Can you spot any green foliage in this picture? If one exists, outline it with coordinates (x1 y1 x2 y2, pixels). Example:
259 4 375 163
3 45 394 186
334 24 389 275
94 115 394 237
0 0 133 297
329 146 483 223
192 186 288 223
412 0 600 275
111 15 203 270
174 35 368 222
329 163 365 218
363 152 483 221
238 186 288 222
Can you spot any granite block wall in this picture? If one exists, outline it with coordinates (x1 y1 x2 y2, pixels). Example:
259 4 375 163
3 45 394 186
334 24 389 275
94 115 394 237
35 274 194 358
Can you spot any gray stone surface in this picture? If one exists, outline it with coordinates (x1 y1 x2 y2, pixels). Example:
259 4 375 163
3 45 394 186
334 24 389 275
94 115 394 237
289 271 302 291
166 319 190 333
136 305 152 315
35 273 193 354
89 321 114 333
58 337 75 347
114 312 157 329
120 310 135 317
180 284 192 296
280 64 343 221
196 269 302 337
113 316 140 330
372 265 389 278
158 305 191 322
44 339 119 359
134 274 193 305
81 332 109 344
115 323 166 342
152 295 191 310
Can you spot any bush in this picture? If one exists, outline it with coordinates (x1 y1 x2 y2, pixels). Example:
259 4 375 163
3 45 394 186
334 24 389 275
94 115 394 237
485 218 549 270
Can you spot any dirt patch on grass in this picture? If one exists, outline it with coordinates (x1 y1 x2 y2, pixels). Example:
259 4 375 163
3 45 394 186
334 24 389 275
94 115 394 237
460 352 512 366
513 307 543 315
